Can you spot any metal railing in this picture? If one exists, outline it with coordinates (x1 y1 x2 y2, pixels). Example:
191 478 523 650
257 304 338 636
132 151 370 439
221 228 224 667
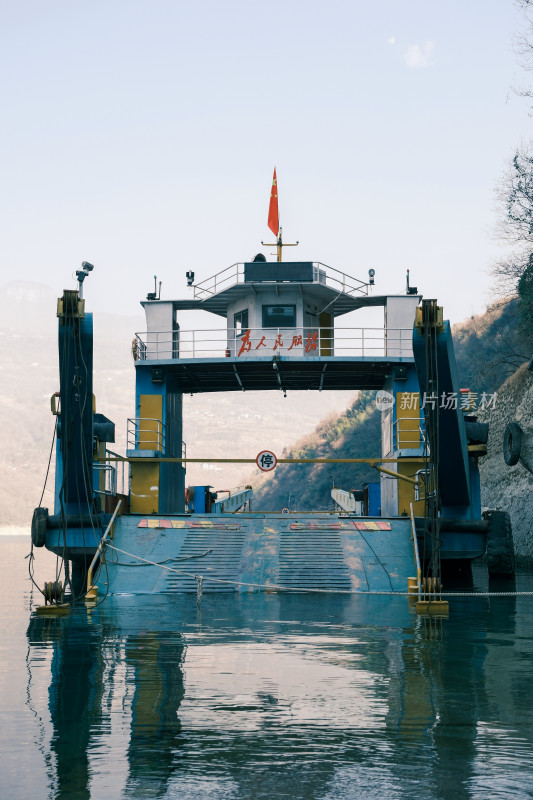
126 420 187 463
108 449 128 495
94 449 130 497
392 417 426 450
192 261 369 301
93 463 116 496
127 417 166 452
86 499 122 598
133 326 413 361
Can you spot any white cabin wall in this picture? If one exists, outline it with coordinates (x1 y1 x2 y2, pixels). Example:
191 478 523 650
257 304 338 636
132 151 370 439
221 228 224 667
226 290 304 330
142 300 175 333
303 298 321 328
226 296 254 330
141 301 177 359
384 295 420 357
253 289 303 329
227 289 305 357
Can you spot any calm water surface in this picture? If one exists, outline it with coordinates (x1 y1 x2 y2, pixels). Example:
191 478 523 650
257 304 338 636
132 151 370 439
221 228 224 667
2 535 533 800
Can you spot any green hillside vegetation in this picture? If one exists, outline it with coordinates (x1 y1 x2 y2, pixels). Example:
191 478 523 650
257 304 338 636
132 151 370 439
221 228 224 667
254 392 380 512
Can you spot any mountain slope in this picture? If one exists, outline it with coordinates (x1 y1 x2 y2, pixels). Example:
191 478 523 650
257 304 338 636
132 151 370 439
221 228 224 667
452 298 529 394
253 392 380 511
255 297 532 510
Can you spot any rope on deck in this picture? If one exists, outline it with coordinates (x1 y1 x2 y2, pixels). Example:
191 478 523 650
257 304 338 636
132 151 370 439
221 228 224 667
107 548 213 567
103 543 533 598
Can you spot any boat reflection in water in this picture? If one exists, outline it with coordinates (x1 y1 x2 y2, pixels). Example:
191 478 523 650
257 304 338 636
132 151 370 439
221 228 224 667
27 588 533 800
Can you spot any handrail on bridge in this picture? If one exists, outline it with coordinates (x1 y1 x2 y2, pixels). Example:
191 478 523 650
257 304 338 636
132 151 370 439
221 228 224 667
132 326 414 361
192 261 369 301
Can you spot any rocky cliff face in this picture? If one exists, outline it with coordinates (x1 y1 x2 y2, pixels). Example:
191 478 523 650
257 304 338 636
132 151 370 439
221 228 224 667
479 363 533 563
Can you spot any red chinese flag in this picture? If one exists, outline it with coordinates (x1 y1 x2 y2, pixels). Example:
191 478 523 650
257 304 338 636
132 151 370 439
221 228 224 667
268 167 279 236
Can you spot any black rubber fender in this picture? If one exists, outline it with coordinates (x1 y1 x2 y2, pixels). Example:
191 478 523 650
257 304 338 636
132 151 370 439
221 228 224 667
484 510 515 576
31 507 48 548
503 422 522 466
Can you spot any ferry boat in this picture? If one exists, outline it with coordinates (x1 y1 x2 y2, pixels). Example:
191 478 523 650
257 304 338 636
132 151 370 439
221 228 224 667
30 209 514 607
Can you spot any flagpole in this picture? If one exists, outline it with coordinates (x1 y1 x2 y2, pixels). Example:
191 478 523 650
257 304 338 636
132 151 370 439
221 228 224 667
262 168 298 261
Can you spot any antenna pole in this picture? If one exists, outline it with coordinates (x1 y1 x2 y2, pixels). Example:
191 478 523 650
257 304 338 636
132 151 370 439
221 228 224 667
261 226 299 262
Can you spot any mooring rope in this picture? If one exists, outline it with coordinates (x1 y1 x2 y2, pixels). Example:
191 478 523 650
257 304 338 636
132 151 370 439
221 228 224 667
103 542 533 597
107 548 213 567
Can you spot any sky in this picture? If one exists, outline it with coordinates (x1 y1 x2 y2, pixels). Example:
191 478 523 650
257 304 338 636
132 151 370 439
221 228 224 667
0 0 531 326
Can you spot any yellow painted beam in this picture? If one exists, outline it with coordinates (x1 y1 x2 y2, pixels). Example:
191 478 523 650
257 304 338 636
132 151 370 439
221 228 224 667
101 456 428 464
372 465 418 485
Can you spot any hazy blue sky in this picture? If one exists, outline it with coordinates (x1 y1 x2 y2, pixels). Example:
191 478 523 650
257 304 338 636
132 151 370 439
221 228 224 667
0 0 530 324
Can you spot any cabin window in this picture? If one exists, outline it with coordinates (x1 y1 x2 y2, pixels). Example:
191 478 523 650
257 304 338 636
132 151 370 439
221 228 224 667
234 309 249 336
262 305 296 328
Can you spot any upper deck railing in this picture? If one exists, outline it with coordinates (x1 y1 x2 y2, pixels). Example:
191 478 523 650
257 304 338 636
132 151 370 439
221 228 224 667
93 448 129 497
126 417 187 459
392 417 426 451
193 262 369 300
132 327 414 361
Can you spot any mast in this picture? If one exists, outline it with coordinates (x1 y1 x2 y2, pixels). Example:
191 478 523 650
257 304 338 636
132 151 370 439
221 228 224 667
262 169 298 261
262 227 299 262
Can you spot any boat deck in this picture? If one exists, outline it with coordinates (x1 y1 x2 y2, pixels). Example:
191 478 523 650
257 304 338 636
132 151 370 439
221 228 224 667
97 513 417 594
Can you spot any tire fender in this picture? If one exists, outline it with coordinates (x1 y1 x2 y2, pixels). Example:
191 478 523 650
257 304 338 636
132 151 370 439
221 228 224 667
31 507 48 548
503 422 522 467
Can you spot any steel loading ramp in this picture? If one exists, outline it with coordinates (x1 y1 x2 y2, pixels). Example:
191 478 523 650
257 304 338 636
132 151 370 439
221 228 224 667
98 515 416 595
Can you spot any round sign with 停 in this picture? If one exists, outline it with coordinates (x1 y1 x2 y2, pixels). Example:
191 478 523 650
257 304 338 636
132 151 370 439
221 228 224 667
256 450 278 472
